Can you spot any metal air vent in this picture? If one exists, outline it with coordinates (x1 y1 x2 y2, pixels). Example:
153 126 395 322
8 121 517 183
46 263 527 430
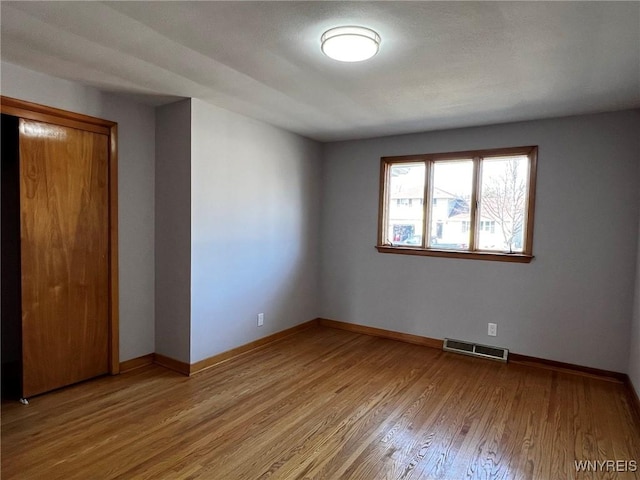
443 338 508 362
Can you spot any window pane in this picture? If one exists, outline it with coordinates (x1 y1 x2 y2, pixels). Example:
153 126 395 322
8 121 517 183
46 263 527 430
387 163 425 246
428 160 473 250
478 155 529 252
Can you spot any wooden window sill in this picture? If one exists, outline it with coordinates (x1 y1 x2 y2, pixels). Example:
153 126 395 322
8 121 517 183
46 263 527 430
375 245 534 263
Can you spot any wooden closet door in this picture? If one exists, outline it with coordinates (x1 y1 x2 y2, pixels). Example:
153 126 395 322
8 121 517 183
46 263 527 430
19 119 110 397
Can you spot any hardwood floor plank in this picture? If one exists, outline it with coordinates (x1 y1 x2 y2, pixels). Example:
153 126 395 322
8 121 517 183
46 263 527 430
2 326 639 480
538 372 570 480
444 367 518 479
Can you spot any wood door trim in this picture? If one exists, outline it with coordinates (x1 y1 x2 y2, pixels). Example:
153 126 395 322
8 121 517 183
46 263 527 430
1 96 112 135
2 96 120 376
109 125 119 374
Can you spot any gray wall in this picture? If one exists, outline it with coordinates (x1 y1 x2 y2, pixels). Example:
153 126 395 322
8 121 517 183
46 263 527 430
629 197 640 396
155 100 192 363
4 60 639 378
320 110 640 373
189 99 321 362
1 62 156 362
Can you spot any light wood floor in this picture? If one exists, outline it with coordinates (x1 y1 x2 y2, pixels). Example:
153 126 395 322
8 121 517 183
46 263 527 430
2 326 639 480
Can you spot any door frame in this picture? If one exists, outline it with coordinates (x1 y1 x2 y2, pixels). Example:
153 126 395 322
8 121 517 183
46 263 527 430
1 96 120 375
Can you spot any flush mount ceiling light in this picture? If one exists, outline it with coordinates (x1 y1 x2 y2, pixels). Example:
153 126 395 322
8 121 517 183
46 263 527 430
321 26 381 62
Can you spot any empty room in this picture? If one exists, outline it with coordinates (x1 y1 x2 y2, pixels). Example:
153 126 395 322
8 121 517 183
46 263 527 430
1 2 639 479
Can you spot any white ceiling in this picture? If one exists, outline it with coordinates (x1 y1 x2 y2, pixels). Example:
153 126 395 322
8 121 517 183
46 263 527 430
1 1 639 142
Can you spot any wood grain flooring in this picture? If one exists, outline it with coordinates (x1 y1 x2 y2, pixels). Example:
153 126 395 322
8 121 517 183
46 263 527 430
2 326 639 479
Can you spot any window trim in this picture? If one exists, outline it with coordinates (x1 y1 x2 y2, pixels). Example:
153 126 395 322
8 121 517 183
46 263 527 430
376 146 538 263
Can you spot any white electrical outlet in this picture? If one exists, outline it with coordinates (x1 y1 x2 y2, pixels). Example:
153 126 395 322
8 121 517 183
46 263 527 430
488 323 497 337
257 313 264 327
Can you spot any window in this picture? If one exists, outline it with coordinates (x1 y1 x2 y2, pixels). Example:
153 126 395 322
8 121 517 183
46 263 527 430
377 146 537 263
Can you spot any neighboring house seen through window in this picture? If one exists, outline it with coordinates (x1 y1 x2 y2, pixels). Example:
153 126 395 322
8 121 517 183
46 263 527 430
377 146 538 263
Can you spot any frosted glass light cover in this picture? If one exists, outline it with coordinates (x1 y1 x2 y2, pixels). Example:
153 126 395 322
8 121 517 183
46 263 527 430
321 26 380 62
